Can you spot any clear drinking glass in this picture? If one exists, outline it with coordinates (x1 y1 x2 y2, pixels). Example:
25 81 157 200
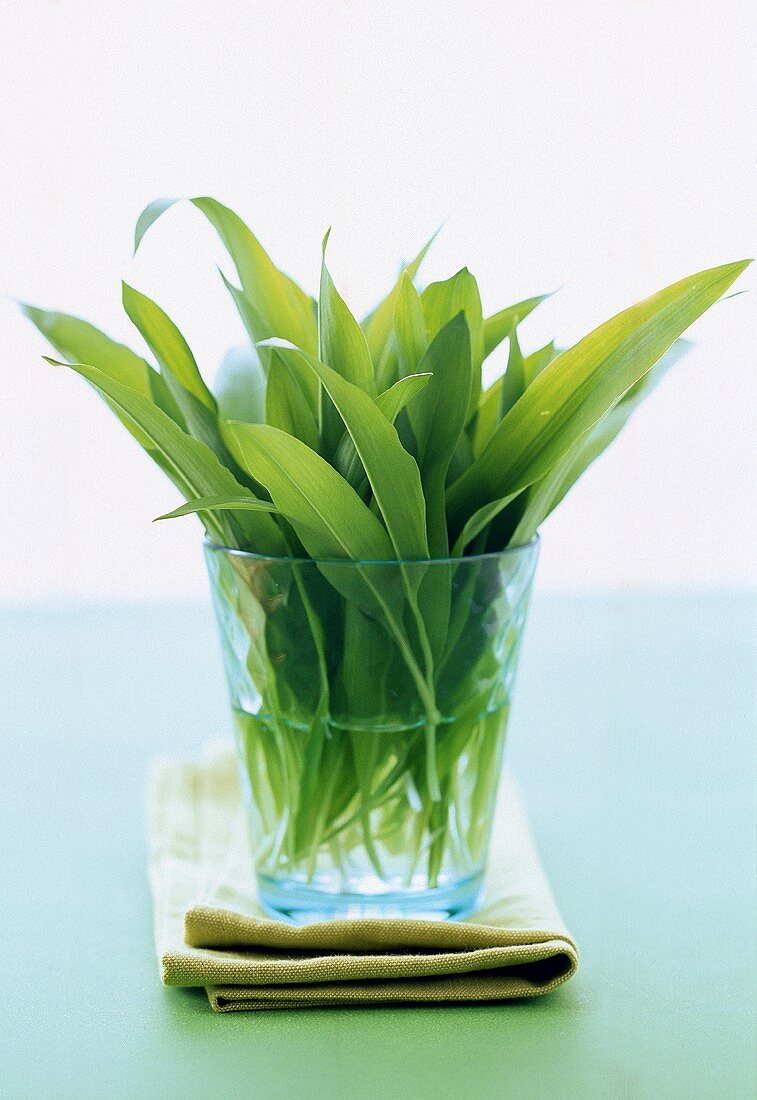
204 538 539 922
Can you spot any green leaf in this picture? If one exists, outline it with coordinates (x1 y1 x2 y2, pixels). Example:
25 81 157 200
362 230 438 366
318 233 375 394
447 259 752 537
523 340 559 385
121 282 244 468
227 422 394 563
378 372 432 419
391 272 429 385
445 428 474 486
43 357 285 554
258 343 430 560
265 347 320 452
497 324 526 419
133 197 177 246
472 339 557 458
483 293 552 359
451 492 521 556
510 339 693 544
134 196 317 353
470 387 499 461
334 372 432 490
403 230 439 281
317 233 376 452
406 313 472 555
20 303 183 427
214 346 266 424
421 268 483 422
154 494 281 522
228 424 440 763
121 282 215 410
217 270 321 415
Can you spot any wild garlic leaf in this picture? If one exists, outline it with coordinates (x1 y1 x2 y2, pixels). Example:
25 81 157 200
121 283 215 410
391 272 429 385
227 422 394 563
362 230 438 366
44 357 285 554
319 234 376 394
266 348 321 453
121 282 243 467
445 429 474 486
523 340 559 386
154 494 281 522
133 197 176 246
406 313 472 555
375 372 433 421
334 372 432 490
497 324 526 419
472 339 557 458
510 339 694 544
20 303 184 427
421 269 483 422
447 259 752 538
229 422 438 752
372 271 427 394
258 343 429 560
22 304 153 398
226 425 434 704
135 196 318 353
451 491 522 556
483 293 552 359
403 230 440 281
397 312 472 654
470 384 500 460
318 235 376 452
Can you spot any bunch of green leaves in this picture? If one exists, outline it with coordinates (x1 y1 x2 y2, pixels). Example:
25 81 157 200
22 196 749 564
21 200 749 885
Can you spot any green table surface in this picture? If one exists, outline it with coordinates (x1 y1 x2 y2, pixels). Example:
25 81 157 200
1 591 754 1099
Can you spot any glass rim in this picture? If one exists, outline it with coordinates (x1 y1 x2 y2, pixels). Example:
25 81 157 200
203 533 539 568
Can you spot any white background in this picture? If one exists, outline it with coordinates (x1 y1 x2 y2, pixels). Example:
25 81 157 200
1 0 755 603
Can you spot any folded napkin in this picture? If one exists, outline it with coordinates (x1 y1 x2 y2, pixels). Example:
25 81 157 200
148 742 578 1011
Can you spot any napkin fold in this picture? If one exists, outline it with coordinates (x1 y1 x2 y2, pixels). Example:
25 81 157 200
148 742 578 1011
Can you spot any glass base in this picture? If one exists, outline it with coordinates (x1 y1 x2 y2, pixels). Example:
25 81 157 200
258 871 484 924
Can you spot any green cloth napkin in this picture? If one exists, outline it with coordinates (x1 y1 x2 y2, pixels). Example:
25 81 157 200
148 742 578 1012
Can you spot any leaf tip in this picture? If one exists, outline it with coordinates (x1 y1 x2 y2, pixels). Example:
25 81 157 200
133 197 178 255
18 300 40 324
